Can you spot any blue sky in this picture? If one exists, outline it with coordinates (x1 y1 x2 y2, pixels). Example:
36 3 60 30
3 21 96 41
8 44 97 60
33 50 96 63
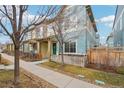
0 5 117 44
91 5 117 44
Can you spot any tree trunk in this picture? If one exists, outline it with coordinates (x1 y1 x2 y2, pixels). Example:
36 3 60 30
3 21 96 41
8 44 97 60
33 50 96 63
14 46 20 85
61 46 64 65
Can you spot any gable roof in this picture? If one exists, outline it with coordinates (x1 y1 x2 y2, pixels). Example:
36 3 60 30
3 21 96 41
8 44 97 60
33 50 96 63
112 5 118 29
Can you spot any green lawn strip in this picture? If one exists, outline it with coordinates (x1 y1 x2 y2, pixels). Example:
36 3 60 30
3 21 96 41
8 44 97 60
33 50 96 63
40 62 124 87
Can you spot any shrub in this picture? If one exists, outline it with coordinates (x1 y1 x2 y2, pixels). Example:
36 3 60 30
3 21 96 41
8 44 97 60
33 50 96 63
0 58 11 66
116 66 124 75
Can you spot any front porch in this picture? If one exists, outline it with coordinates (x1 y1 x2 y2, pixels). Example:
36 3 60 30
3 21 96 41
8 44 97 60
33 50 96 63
19 38 57 62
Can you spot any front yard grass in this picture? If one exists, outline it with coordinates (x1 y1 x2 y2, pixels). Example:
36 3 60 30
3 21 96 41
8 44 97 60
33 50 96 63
39 61 124 87
0 69 55 88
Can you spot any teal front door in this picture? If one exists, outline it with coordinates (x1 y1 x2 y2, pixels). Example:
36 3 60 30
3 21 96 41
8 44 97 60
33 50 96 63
53 43 56 55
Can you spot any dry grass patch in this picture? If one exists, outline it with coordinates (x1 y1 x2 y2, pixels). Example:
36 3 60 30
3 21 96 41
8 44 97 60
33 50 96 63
0 69 55 88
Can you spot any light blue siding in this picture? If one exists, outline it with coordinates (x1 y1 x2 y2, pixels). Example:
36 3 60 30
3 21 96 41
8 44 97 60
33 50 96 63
76 33 86 54
113 6 124 47
55 5 99 55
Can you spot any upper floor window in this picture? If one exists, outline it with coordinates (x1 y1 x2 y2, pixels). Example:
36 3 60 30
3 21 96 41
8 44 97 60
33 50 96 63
36 30 40 38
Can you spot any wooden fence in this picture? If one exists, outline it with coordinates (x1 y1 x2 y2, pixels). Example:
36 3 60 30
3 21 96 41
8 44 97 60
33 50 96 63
87 47 124 67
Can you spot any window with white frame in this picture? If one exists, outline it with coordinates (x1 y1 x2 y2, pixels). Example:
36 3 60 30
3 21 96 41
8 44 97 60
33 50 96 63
64 42 76 53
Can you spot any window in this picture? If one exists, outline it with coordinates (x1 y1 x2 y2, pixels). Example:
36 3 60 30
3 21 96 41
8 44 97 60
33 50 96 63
64 42 76 53
70 42 76 52
65 42 69 52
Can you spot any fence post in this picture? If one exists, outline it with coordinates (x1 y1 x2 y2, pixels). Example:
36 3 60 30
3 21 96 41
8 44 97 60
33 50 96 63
107 47 109 66
97 49 100 67
89 49 92 64
118 52 121 66
89 49 91 64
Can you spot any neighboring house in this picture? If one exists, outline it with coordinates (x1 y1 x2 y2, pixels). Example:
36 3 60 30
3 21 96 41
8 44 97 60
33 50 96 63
5 41 14 52
106 32 114 47
113 5 124 47
5 5 99 66
20 24 49 58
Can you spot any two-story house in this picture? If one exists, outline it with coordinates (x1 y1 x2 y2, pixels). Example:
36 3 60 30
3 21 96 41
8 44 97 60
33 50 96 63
5 5 99 66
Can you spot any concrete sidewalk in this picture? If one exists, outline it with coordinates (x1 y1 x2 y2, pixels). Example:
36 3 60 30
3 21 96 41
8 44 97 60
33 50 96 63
0 64 14 70
1 53 100 88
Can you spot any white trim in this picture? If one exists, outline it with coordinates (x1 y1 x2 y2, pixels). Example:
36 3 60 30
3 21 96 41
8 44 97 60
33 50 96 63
62 52 85 56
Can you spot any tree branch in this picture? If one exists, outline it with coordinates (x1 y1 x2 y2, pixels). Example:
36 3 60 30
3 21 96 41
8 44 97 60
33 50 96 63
0 19 16 45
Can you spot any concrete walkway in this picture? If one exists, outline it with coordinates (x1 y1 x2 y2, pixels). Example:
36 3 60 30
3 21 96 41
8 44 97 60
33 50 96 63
0 64 14 70
1 53 100 88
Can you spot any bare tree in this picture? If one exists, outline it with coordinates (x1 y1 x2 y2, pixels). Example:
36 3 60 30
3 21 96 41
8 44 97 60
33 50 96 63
0 5 61 85
52 21 65 65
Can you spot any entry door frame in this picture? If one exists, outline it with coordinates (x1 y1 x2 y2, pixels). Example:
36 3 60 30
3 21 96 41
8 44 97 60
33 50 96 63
52 42 57 55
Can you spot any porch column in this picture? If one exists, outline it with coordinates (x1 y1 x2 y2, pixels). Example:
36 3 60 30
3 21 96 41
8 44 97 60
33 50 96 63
12 44 14 51
7 45 9 51
56 42 59 55
37 42 40 53
47 38 51 62
27 43 30 53
11 44 12 51
10 44 11 52
9 44 10 51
